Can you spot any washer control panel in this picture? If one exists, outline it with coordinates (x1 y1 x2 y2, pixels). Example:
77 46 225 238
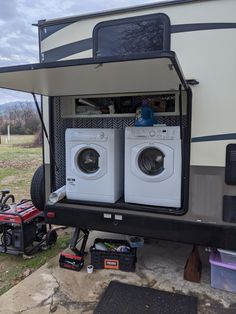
126 126 180 140
66 128 109 142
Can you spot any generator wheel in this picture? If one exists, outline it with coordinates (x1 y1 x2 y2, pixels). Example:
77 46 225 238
46 229 58 246
30 165 45 211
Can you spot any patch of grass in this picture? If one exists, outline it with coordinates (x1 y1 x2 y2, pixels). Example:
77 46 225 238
0 135 35 146
0 232 71 296
0 134 64 296
0 140 42 200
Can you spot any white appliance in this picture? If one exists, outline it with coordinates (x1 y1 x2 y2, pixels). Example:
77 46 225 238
125 126 182 208
65 128 123 203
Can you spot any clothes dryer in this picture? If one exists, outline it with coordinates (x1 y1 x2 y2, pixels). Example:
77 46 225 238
66 128 123 203
125 126 182 208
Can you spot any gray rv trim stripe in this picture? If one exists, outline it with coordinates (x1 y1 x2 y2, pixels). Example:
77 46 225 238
41 23 236 62
42 38 92 62
171 23 236 33
192 133 236 143
36 0 208 27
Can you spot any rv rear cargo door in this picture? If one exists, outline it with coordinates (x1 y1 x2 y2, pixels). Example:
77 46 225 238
0 52 187 96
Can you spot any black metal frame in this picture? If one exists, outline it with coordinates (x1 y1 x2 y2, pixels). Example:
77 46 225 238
69 228 90 256
45 202 236 250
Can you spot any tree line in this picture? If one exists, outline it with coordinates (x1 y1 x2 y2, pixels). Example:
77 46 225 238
0 103 40 135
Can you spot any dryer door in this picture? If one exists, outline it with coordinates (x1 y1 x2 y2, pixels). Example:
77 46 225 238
71 144 107 179
131 143 174 182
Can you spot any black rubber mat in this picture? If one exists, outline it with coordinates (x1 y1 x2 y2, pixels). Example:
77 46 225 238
94 281 198 314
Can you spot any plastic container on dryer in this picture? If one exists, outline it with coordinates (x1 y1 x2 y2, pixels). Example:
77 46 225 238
134 100 155 127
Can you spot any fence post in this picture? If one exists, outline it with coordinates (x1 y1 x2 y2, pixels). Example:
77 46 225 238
7 125 10 144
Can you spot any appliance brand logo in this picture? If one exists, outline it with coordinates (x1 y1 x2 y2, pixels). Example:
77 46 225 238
104 259 119 269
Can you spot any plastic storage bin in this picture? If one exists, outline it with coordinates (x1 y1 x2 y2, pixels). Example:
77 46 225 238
126 235 144 248
90 238 137 272
217 248 236 264
209 252 236 293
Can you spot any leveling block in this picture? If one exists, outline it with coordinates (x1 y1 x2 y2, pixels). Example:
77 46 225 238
59 228 89 272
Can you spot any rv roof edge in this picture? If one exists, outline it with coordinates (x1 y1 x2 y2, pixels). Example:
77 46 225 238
36 0 207 27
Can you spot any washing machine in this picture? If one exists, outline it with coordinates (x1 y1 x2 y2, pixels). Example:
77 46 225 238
125 126 182 208
65 128 123 203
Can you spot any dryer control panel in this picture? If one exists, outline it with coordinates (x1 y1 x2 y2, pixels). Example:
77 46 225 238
66 128 108 142
126 126 180 140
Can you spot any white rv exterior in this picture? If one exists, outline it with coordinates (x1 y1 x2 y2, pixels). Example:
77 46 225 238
39 0 236 168
0 0 235 248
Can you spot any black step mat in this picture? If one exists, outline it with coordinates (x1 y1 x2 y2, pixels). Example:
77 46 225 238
94 281 198 314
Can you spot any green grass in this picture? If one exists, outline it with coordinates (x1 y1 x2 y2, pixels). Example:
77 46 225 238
0 135 35 146
0 135 70 296
0 139 42 200
0 232 71 296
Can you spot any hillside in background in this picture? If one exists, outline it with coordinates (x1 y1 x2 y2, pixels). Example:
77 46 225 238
0 101 36 115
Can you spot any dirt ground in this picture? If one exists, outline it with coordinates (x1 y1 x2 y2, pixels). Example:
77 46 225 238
0 232 235 314
0 229 72 295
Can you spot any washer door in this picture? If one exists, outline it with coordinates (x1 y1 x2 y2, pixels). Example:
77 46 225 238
138 147 164 176
131 143 174 182
71 144 107 179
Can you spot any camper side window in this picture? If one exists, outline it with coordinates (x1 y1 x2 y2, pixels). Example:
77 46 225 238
93 13 170 58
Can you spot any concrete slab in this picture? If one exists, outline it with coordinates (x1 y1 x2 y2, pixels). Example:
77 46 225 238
0 231 235 314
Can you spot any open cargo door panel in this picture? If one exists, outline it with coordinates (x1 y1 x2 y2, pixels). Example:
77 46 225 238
0 52 187 96
0 51 192 240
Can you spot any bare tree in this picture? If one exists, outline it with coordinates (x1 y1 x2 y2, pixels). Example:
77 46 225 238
0 103 40 135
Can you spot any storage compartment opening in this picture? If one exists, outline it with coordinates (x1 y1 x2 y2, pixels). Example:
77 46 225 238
60 92 181 118
50 88 191 215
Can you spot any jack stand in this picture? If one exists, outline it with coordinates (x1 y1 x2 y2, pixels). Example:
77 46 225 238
59 228 90 271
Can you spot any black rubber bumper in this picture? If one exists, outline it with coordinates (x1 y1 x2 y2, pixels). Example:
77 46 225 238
45 203 236 250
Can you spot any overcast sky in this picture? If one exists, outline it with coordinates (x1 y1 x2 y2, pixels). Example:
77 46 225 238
0 0 165 104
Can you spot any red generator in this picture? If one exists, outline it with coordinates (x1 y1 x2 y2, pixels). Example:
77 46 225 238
0 191 56 255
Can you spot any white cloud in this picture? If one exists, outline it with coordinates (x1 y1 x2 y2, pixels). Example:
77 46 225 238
0 1 17 21
0 0 165 104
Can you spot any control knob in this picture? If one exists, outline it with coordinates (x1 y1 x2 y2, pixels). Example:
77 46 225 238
149 130 156 137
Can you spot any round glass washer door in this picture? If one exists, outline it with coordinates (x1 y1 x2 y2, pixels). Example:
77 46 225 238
138 147 164 176
77 148 100 174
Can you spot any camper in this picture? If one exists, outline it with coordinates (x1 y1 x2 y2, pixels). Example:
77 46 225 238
0 0 236 249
